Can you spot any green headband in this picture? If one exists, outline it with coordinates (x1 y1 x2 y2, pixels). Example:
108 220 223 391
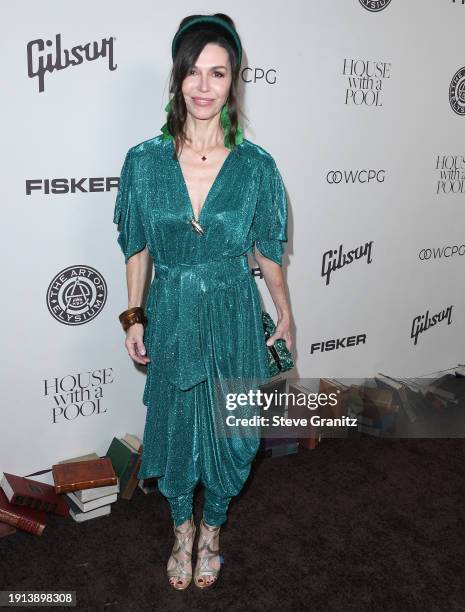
171 15 242 66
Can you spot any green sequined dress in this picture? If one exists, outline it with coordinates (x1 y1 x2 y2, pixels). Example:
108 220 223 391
113 133 288 500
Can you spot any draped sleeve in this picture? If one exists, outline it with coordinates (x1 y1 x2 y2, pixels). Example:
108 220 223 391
113 148 147 263
252 157 289 266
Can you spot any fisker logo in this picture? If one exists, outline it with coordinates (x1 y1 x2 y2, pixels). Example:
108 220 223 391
449 67 465 115
27 33 117 93
26 176 119 195
310 334 367 354
359 0 392 11
46 265 107 325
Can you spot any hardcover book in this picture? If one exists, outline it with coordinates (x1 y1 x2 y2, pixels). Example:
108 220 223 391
52 457 117 494
1 472 69 517
0 488 46 536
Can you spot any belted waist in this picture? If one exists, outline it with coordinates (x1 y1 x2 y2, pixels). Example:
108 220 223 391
155 256 250 289
150 255 251 391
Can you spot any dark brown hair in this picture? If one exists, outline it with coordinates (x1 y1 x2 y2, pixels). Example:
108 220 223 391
166 13 243 158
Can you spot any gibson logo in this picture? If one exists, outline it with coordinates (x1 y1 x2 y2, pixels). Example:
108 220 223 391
27 33 117 93
322 241 374 286
411 306 454 345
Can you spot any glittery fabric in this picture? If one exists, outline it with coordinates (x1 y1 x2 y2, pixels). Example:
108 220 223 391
113 135 288 525
166 488 232 527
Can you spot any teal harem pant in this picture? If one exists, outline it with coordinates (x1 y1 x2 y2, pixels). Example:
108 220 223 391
137 255 269 527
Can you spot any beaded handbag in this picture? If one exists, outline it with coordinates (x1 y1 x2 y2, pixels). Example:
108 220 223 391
262 311 294 377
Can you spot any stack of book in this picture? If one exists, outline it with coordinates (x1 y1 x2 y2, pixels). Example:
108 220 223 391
53 431 143 522
375 366 465 436
348 385 399 437
424 371 465 406
375 374 426 425
53 455 118 523
313 378 399 438
0 432 144 529
0 471 69 536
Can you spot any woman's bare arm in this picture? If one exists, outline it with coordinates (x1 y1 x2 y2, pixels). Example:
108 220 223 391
124 246 152 365
253 247 293 351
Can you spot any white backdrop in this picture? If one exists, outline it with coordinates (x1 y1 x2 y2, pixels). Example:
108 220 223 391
2 0 464 477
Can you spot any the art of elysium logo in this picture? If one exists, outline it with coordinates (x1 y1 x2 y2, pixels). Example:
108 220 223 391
449 67 465 115
46 265 107 325
359 0 392 11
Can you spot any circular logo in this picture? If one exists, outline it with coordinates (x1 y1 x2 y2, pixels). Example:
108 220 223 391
449 67 465 115
359 0 392 12
46 265 108 325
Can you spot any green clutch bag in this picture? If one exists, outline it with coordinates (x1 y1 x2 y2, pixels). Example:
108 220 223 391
262 311 294 377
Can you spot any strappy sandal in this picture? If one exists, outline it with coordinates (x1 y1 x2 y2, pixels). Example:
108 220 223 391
167 515 196 590
193 517 222 589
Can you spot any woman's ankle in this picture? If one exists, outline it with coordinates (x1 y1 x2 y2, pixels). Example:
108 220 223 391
202 516 221 530
174 515 194 530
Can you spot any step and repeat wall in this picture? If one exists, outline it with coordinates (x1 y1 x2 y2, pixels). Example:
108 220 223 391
3 0 464 476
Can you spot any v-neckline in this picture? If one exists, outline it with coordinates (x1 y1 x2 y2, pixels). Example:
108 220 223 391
172 140 235 225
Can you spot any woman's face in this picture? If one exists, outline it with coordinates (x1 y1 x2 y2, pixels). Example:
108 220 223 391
182 43 232 122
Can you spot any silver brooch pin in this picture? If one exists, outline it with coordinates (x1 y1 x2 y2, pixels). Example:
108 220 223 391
189 216 205 235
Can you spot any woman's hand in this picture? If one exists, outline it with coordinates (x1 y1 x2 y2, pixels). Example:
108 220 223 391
125 323 151 365
266 315 293 351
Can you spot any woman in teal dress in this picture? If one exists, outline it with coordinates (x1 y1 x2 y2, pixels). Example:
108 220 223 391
113 14 293 590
